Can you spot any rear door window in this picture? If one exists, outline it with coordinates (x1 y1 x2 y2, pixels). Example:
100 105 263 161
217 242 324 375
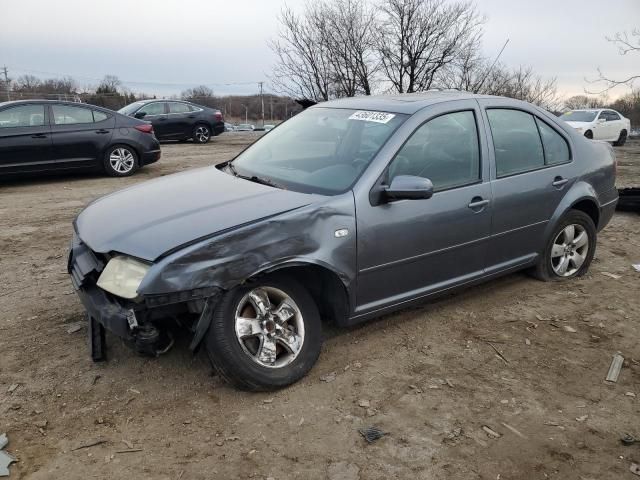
52 105 94 125
486 109 545 177
168 102 191 114
536 119 570 165
93 111 109 122
0 104 45 128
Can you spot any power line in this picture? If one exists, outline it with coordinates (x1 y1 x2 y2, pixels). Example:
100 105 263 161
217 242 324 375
9 65 263 90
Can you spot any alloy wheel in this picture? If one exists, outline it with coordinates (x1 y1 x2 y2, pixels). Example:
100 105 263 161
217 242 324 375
550 224 589 277
109 148 135 174
195 126 210 143
234 287 305 368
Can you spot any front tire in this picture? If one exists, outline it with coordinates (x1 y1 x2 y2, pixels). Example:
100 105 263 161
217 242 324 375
614 129 627 147
103 145 138 177
532 210 596 282
206 275 322 391
192 124 211 144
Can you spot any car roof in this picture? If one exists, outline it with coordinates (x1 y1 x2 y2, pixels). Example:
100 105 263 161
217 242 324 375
0 99 114 112
317 91 513 115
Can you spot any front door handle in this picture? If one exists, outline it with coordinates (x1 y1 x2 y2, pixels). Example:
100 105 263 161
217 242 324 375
468 198 490 210
31 133 47 138
552 176 569 188
95 129 109 134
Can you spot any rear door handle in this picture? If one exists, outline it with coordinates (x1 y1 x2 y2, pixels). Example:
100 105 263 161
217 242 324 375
31 133 47 138
468 198 490 210
95 129 109 134
552 176 569 188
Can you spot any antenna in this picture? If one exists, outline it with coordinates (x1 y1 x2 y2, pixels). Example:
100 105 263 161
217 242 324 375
476 39 509 93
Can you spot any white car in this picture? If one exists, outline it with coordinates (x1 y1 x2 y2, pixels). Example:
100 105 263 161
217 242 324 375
560 109 630 146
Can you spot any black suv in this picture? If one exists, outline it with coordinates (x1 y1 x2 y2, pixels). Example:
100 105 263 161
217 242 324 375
119 100 224 144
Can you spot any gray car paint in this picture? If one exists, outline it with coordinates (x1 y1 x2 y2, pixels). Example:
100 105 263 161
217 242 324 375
74 92 617 325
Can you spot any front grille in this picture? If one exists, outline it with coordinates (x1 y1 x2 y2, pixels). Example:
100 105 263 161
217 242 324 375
68 233 105 290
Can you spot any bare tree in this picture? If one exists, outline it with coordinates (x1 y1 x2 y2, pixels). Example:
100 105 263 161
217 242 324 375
96 75 122 94
376 0 484 93
586 28 639 94
563 95 606 110
321 0 378 96
14 74 42 93
269 5 334 101
181 85 217 108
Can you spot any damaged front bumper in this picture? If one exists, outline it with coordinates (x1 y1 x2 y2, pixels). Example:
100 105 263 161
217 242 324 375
68 233 220 360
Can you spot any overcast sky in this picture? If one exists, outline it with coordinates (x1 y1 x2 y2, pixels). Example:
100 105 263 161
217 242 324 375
1 0 638 99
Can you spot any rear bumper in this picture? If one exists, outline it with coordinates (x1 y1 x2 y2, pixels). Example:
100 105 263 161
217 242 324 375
212 123 225 136
141 148 161 166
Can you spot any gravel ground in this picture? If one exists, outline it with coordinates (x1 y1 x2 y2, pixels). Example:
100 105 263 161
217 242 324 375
0 134 639 480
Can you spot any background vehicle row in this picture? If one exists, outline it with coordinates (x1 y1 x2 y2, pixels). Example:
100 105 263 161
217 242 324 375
0 100 160 177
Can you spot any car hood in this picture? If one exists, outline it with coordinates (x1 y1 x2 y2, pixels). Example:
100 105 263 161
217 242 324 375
75 166 316 261
564 121 592 129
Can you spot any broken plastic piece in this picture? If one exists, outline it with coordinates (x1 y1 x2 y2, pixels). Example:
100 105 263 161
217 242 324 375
358 426 386 444
0 433 16 477
606 353 624 383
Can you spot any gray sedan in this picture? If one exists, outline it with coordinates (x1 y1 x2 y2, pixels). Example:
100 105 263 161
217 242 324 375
68 92 617 391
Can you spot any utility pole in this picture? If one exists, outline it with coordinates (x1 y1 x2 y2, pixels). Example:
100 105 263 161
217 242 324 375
258 81 265 127
269 96 273 122
2 66 10 101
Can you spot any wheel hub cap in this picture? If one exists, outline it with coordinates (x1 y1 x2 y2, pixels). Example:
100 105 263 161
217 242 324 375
550 224 589 277
234 287 305 368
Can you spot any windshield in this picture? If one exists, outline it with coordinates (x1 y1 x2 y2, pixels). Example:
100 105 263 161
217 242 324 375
230 107 406 195
560 110 598 122
118 102 146 115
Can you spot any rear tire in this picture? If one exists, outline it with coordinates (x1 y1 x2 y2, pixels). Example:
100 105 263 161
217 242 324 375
584 130 593 140
103 145 138 177
613 129 627 147
206 275 322 391
532 210 596 282
192 124 211 144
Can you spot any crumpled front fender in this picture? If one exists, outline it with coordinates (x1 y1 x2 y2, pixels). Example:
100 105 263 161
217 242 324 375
137 192 357 302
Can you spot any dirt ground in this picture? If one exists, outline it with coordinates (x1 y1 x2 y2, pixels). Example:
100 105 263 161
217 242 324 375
1 134 639 480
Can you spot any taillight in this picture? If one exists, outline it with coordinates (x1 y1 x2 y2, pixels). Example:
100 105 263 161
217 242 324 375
134 124 154 134
215 111 223 122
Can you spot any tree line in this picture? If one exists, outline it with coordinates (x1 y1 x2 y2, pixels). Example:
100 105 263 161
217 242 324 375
2 75 300 123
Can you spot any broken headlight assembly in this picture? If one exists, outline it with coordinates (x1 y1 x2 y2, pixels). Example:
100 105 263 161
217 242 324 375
96 256 150 300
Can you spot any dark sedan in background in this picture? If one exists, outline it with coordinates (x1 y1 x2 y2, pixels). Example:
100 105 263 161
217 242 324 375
118 100 225 144
0 100 160 177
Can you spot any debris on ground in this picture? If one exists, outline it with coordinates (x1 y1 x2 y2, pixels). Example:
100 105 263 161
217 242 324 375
626 392 636 398
358 399 370 408
575 415 589 422
7 384 18 394
633 264 640 273
486 342 509 364
606 353 625 383
501 422 527 439
482 426 501 438
601 272 622 280
0 433 16 477
631 463 640 476
621 434 639 446
71 439 107 451
358 426 386 444
66 322 83 334
320 372 337 383
563 325 577 333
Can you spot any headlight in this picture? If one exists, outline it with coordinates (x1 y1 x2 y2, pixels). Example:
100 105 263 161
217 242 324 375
97 256 150 299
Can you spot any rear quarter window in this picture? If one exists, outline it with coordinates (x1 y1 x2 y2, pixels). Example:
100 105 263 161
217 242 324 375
536 119 570 165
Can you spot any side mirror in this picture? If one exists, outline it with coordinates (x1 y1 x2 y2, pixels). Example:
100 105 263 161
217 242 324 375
384 175 434 201
597 118 606 124
134 111 147 119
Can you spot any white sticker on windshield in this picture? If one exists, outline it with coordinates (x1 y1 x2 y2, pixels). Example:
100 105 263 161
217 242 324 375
348 111 396 124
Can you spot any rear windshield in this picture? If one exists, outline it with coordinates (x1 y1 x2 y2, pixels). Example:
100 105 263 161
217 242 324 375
560 111 597 122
